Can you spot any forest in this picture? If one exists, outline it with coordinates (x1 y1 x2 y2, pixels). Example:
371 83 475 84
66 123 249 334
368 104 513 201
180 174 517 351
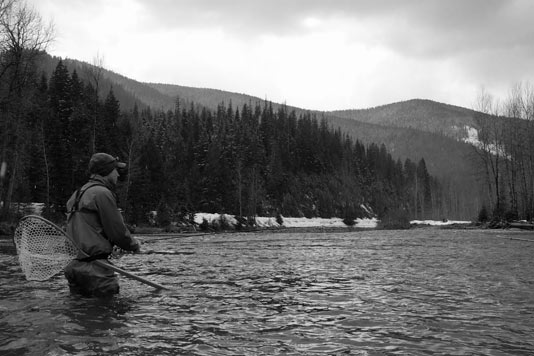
0 0 476 227
1 54 448 225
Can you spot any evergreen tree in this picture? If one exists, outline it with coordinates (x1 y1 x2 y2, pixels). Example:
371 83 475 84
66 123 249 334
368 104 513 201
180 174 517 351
416 158 432 219
26 73 50 205
47 59 74 209
69 69 92 189
100 88 121 154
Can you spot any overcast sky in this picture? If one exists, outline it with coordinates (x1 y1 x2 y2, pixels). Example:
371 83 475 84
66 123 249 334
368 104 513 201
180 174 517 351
27 0 534 111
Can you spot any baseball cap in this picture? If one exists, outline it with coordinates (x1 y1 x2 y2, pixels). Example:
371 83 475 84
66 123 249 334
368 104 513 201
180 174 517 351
88 153 126 176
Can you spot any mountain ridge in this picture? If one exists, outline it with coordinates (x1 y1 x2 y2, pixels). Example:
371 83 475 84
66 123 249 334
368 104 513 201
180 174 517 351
50 55 486 141
329 98 490 140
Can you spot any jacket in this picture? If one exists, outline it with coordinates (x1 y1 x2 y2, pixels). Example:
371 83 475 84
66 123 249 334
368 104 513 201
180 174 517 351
66 175 139 259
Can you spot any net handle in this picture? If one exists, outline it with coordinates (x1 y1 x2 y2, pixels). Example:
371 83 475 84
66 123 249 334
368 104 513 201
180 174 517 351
93 260 168 290
18 215 168 290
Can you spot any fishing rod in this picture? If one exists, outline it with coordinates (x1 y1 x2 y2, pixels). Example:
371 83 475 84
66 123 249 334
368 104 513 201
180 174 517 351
141 249 194 255
508 237 534 243
137 232 216 242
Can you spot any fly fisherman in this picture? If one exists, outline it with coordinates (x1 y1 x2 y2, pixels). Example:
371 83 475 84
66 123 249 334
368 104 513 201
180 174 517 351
64 153 141 297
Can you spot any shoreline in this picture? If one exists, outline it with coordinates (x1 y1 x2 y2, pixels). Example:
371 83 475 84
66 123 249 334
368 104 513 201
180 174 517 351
7 218 533 240
4 223 533 245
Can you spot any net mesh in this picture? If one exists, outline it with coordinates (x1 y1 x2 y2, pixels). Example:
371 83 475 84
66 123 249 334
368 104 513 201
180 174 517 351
13 216 78 281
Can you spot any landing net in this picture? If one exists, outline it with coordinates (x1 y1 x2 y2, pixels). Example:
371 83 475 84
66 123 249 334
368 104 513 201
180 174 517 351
13 215 78 281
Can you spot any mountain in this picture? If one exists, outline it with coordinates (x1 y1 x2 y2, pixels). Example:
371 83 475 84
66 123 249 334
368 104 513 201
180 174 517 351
44 56 326 117
144 82 484 192
323 101 488 218
143 81 484 187
319 99 487 180
329 99 491 140
41 55 487 218
323 114 478 175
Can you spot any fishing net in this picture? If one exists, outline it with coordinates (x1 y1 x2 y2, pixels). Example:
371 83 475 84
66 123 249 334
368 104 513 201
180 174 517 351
13 215 78 281
12 215 167 289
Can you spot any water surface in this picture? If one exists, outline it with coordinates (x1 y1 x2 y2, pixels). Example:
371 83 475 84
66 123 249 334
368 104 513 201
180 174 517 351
1 229 534 355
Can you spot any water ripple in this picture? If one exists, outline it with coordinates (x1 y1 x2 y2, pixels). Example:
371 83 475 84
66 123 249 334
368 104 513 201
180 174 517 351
1 229 534 355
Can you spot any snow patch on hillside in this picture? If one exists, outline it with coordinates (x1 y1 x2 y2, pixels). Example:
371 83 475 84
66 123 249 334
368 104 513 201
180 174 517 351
462 126 480 146
458 125 508 157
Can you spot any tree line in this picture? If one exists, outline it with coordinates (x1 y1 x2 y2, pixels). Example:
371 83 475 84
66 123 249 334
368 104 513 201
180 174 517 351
0 0 450 226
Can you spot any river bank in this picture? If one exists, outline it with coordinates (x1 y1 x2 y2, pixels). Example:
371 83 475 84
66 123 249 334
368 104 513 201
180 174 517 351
0 213 475 239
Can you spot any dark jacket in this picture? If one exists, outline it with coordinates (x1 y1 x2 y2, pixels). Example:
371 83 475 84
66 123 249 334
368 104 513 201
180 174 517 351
66 175 139 259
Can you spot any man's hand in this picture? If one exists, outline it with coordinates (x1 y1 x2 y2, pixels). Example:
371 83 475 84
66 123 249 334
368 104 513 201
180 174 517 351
126 224 136 233
131 238 141 254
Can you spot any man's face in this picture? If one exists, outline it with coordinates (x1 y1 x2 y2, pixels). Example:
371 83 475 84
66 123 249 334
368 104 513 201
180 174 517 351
108 168 119 186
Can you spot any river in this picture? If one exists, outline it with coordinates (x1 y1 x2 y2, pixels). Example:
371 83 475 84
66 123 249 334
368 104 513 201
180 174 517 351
1 228 534 355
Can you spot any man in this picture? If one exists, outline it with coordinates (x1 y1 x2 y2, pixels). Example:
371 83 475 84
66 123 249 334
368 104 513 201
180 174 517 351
64 152 141 297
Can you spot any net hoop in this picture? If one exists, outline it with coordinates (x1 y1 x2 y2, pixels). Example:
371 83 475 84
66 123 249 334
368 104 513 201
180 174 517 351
13 215 78 281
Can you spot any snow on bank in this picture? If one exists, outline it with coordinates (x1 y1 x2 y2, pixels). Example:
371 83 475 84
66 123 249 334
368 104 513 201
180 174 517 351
1 202 45 215
410 220 471 226
194 213 378 229
18 203 469 229
193 213 474 229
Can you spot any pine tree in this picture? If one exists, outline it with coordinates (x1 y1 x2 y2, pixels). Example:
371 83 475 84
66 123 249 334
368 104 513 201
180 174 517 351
100 88 121 154
47 59 74 210
26 73 50 205
417 158 432 219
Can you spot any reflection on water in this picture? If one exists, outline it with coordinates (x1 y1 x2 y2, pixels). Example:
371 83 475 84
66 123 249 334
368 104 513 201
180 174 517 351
1 229 534 355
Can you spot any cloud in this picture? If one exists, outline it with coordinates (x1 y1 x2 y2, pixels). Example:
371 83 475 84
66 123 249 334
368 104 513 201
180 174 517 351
26 0 534 110
134 0 534 87
136 0 534 54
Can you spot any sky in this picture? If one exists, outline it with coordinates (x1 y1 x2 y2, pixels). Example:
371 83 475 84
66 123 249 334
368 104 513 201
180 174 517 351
26 0 534 111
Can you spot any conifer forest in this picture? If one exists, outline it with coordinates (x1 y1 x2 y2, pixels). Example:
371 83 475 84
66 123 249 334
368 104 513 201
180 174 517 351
0 51 449 225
